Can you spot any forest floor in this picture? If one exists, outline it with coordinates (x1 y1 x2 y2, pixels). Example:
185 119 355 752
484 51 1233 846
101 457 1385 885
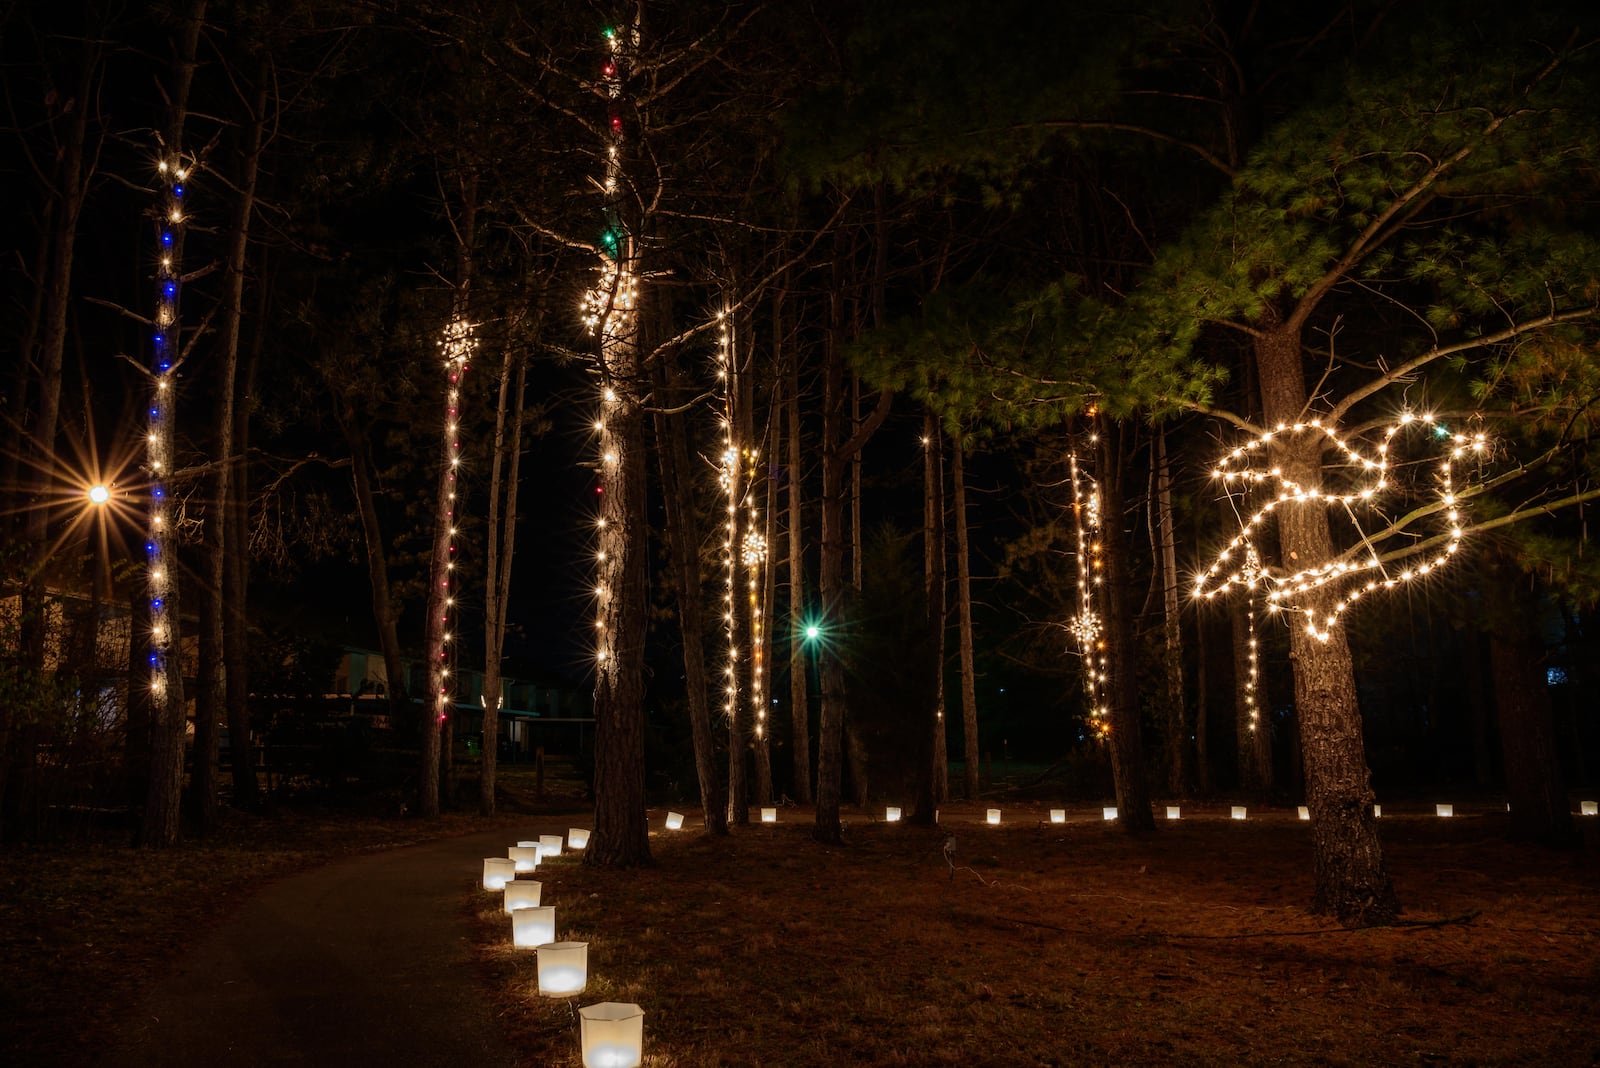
0 804 506 1065
0 755 589 1067
473 800 1600 1067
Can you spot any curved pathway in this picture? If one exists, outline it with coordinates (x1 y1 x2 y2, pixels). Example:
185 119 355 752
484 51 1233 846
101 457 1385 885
108 821 576 1067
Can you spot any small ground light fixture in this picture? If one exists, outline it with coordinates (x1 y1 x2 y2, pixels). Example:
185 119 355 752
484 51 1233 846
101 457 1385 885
1166 806 1181 820
539 834 563 858
1050 809 1065 824
1583 801 1598 816
1436 804 1454 817
986 808 1001 825
503 880 542 914
761 807 776 823
1231 806 1247 820
536 941 588 997
885 807 901 822
509 846 541 872
1298 806 1310 820
579 1002 644 1068
569 828 591 849
482 857 516 890
1102 807 1117 821
511 905 556 949
664 811 683 830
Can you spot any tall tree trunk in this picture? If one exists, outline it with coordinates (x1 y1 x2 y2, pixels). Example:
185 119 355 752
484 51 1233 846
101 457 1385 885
652 346 727 835
844 374 868 809
1255 321 1395 925
430 175 479 813
191 67 266 833
1155 428 1187 797
125 587 152 824
1483 561 1577 848
587 320 652 867
419 171 473 818
951 432 980 802
1462 628 1495 788
584 17 650 868
1194 607 1211 794
1099 428 1155 832
754 448 777 806
339 412 411 744
815 347 849 843
786 353 812 804
141 0 206 849
723 315 748 828
913 410 946 823
225 210 268 813
481 327 528 816
814 255 893 841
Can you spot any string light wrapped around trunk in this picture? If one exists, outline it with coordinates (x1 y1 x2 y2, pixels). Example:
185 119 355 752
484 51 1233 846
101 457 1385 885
432 318 475 732
581 24 638 675
146 155 189 708
1067 445 1110 736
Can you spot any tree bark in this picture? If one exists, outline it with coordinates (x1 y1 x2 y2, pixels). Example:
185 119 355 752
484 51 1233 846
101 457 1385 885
141 0 206 849
814 347 849 842
951 432 980 802
1194 606 1211 794
1155 427 1187 797
1098 428 1155 832
586 326 652 868
125 587 153 825
191 66 266 832
652 345 727 835
754 449 777 806
1255 321 1396 925
814 283 893 841
786 354 812 804
1483 562 1577 848
913 410 946 824
844 374 869 810
481 329 528 816
339 411 411 743
225 191 268 814
724 317 748 828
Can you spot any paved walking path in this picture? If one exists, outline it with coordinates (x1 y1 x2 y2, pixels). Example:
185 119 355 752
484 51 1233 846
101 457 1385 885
107 820 578 1067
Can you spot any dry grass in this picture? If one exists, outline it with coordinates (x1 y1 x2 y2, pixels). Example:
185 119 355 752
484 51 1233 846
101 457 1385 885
0 805 504 1064
473 802 1600 1067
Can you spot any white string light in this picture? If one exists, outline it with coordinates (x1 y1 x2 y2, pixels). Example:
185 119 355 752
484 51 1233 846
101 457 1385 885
1194 412 1488 643
584 22 633 668
1067 442 1110 736
717 314 739 727
145 155 188 701
711 310 770 743
433 318 474 723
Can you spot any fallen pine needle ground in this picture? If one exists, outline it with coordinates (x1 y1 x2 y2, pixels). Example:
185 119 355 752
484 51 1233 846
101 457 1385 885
472 802 1600 1067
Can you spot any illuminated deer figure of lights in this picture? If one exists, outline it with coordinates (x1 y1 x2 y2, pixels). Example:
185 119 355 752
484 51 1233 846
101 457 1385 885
1193 413 1489 671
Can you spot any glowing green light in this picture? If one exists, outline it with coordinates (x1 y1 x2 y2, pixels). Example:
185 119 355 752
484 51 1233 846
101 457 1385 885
603 27 616 40
1433 422 1450 439
805 625 820 641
